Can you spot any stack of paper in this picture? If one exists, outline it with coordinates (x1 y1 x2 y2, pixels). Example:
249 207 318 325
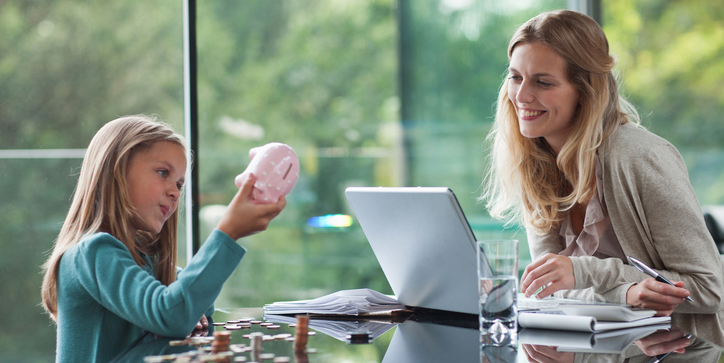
263 288 407 316
519 323 672 353
518 312 670 332
264 314 398 341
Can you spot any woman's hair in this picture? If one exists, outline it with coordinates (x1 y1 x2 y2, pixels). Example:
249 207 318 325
482 10 640 234
41 114 187 321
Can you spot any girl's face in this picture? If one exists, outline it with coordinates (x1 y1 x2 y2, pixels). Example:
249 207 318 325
507 42 580 153
126 141 186 236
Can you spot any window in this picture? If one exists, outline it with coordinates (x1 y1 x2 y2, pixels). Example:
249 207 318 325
0 1 184 359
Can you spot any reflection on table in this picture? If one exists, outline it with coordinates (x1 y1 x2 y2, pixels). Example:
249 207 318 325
116 307 723 363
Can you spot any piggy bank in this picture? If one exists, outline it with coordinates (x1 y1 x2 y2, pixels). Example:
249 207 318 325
235 142 299 204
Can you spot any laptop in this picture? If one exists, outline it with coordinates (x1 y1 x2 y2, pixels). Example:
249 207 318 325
344 187 480 315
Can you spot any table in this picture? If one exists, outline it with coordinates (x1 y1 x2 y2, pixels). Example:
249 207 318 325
115 307 723 363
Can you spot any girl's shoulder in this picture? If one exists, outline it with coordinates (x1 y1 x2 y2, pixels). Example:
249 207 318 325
64 232 129 260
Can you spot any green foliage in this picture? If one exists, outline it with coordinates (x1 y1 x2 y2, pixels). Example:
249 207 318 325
3 0 724 360
603 0 724 204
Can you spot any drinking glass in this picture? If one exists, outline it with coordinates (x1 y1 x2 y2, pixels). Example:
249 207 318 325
477 239 518 346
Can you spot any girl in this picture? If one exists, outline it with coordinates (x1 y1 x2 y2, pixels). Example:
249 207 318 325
482 10 724 344
41 115 286 362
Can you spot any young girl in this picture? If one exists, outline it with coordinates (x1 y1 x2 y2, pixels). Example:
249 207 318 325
482 10 724 344
41 115 286 362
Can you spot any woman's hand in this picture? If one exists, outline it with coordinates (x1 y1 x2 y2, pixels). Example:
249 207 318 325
522 344 574 363
634 328 690 356
626 278 690 316
217 173 287 240
521 254 574 299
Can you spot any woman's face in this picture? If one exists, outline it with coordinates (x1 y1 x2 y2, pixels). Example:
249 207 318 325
507 42 580 153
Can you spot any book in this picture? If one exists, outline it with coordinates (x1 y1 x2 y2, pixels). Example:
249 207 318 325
262 288 408 316
557 303 656 322
517 311 671 332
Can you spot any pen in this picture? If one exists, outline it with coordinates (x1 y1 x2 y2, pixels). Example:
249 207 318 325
643 334 692 363
627 256 694 303
645 352 670 363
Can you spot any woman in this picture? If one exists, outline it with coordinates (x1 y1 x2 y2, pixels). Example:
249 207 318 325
482 10 724 343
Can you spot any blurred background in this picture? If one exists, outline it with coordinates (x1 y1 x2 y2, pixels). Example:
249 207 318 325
1 0 723 361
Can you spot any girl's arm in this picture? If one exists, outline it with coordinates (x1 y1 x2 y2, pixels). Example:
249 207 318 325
67 230 245 337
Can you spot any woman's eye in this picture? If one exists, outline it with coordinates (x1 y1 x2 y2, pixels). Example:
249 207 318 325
538 81 553 87
508 75 522 81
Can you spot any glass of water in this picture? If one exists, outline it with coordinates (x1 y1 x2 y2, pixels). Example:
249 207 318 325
477 239 518 346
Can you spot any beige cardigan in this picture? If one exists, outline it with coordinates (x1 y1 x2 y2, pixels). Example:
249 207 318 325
527 123 724 346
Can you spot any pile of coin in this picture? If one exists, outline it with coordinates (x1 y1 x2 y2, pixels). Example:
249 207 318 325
293 315 309 352
211 331 231 353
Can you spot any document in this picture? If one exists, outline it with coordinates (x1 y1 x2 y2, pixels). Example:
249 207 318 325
518 311 671 332
519 323 671 353
262 288 408 316
264 314 398 342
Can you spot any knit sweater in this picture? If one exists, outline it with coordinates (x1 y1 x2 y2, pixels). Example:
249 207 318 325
55 229 245 362
528 123 724 345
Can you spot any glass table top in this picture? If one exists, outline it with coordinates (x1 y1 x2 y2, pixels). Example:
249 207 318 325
112 307 723 363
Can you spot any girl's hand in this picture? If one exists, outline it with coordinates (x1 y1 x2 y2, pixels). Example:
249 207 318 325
188 314 209 337
521 253 574 299
626 278 690 316
217 173 287 240
194 314 208 331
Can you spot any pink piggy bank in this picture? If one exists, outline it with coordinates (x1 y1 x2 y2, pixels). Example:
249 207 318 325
235 142 299 204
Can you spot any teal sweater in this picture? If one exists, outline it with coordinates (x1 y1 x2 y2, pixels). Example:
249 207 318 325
55 229 245 362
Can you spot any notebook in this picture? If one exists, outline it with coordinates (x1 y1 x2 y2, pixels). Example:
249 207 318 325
344 187 480 315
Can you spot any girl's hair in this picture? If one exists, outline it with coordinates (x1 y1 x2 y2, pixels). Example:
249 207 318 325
41 114 187 321
482 10 640 234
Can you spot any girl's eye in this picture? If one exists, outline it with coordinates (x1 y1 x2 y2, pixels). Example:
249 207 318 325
177 183 184 191
508 75 522 81
158 170 168 178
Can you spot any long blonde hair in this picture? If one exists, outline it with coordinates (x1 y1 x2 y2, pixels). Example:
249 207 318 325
482 10 639 234
41 115 186 321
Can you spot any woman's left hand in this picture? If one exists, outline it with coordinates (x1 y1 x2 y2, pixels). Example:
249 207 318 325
521 253 575 299
522 344 574 363
634 328 690 356
626 278 690 316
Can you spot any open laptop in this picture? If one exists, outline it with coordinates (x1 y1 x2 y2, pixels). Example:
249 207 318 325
344 187 480 316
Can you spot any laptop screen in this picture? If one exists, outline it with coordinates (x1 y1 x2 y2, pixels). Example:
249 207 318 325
345 187 480 315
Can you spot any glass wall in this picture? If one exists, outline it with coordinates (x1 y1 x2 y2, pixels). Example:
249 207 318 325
4 0 724 361
194 0 564 323
602 0 724 205
0 1 184 361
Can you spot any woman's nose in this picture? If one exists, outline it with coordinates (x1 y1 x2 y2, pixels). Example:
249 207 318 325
515 81 535 104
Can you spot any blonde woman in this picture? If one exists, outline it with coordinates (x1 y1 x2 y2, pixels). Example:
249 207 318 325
483 10 724 343
41 115 286 362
